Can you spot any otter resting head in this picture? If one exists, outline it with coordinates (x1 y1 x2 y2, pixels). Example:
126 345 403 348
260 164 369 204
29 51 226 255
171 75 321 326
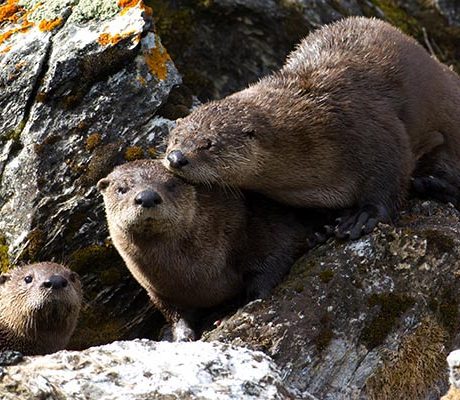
0 262 82 355
163 97 265 188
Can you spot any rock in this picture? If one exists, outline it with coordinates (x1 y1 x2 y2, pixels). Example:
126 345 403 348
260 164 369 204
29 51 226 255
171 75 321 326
205 200 460 399
0 339 294 400
0 0 183 346
433 0 460 27
443 350 460 399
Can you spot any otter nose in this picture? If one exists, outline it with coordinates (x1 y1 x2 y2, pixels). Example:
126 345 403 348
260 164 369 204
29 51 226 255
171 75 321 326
167 150 189 169
135 190 162 208
42 275 68 290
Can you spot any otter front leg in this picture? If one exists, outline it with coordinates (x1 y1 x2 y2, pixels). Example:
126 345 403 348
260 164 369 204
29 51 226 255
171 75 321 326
149 295 197 341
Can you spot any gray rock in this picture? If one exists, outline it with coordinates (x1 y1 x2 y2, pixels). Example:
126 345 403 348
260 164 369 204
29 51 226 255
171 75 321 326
0 0 182 345
433 0 460 27
0 340 295 400
205 200 459 399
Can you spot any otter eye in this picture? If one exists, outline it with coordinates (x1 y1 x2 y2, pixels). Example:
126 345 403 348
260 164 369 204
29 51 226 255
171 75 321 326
24 275 33 284
117 186 128 194
199 139 213 151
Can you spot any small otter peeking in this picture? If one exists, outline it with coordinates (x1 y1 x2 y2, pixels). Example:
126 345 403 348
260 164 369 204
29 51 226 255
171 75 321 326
98 160 310 341
164 17 460 239
0 262 82 355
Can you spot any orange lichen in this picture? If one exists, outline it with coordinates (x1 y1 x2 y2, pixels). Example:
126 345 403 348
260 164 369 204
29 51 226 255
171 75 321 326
98 30 136 47
118 0 138 7
0 21 33 46
0 0 38 47
144 36 171 81
38 18 62 32
118 0 139 11
0 0 21 23
0 45 11 53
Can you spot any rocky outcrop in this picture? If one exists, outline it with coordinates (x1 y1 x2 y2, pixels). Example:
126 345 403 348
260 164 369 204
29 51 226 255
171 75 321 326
0 340 294 400
205 200 460 399
0 0 185 347
2 0 460 398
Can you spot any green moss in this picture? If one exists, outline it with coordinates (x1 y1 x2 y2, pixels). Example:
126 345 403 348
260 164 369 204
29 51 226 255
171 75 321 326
369 0 421 37
0 234 10 273
429 287 459 336
124 146 144 161
83 142 120 186
422 229 456 254
360 293 415 349
100 267 123 286
319 268 334 284
315 314 333 352
68 244 122 274
278 257 316 293
33 134 62 154
68 307 126 350
18 229 45 262
85 133 102 152
366 317 448 400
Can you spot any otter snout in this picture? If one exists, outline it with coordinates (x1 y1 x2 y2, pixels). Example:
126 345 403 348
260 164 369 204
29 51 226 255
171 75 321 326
167 150 189 169
42 275 68 290
135 190 163 208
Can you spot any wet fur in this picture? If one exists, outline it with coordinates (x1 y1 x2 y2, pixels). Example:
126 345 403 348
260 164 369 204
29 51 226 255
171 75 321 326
99 160 310 340
165 17 460 237
0 263 82 355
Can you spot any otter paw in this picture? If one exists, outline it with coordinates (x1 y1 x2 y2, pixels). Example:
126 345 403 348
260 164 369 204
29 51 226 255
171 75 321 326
411 176 459 207
335 204 391 240
306 226 334 249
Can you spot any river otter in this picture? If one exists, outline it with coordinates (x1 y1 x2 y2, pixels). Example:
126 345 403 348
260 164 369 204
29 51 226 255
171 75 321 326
98 160 311 340
0 262 82 355
164 17 460 239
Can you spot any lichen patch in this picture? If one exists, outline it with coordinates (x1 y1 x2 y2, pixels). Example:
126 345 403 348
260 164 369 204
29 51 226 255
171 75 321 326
143 33 171 81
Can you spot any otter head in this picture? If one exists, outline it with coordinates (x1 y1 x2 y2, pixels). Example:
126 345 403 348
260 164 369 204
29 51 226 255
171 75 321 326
0 262 82 354
98 160 197 237
163 96 267 188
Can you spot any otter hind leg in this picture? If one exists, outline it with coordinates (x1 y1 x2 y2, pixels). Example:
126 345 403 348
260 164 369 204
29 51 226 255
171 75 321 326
412 148 460 207
411 175 460 206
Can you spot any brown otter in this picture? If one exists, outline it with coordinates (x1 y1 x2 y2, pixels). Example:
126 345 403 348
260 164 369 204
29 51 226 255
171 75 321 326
0 262 82 355
98 160 312 341
164 17 460 239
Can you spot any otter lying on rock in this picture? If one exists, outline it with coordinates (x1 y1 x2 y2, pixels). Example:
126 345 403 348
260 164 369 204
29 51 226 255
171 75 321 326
164 16 460 240
0 262 82 355
98 160 313 341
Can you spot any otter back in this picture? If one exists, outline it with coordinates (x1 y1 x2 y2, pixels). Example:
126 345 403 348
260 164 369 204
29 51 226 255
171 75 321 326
164 16 460 240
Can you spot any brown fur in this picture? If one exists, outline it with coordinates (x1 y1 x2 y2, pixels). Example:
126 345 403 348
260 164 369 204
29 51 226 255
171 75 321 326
164 17 460 238
98 160 310 340
0 262 82 355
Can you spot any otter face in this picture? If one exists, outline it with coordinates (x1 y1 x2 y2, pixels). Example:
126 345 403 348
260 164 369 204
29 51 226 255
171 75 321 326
98 160 197 236
0 262 82 351
163 99 263 188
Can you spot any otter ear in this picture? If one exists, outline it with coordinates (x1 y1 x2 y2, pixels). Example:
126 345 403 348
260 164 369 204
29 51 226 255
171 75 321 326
97 178 110 192
0 274 11 285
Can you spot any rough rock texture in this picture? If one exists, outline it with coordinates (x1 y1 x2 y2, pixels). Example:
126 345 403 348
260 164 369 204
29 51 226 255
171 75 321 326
442 350 460 400
2 0 460 398
0 340 294 400
205 200 460 399
146 0 460 101
0 0 186 347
